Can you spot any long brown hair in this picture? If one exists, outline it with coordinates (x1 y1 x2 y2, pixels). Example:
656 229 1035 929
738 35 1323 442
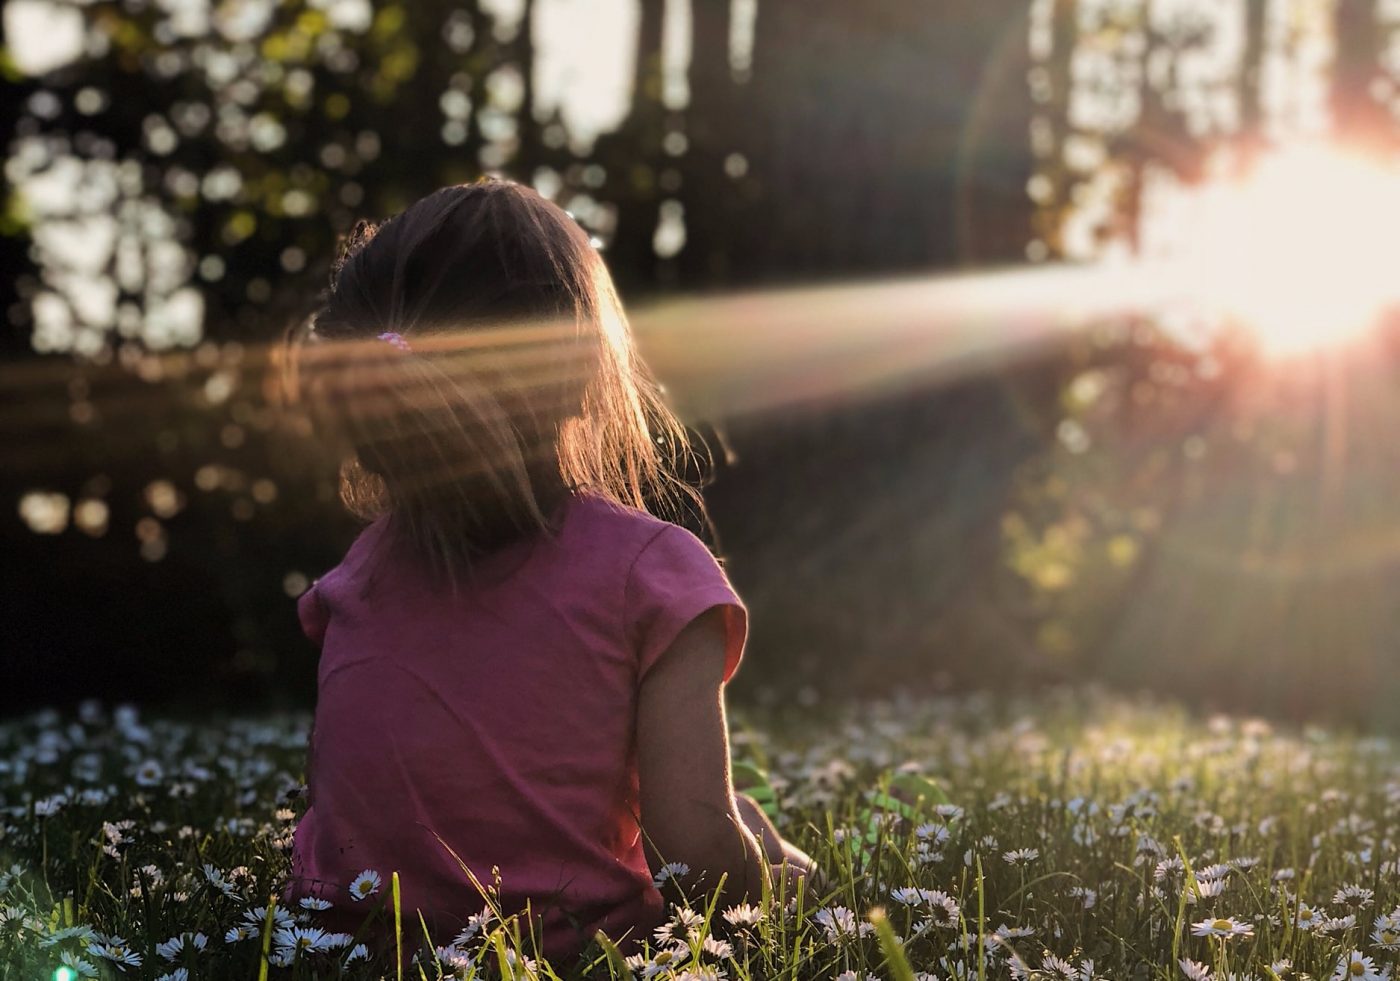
285 177 704 584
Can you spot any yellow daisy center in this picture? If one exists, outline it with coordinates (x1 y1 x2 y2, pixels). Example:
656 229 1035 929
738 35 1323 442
1350 962 1365 976
1212 919 1232 931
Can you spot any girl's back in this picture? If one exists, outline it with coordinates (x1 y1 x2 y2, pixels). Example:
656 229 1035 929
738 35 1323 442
281 176 810 960
287 489 746 957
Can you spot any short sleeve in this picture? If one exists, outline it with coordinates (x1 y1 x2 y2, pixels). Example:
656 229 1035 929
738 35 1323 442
626 525 749 685
297 582 330 649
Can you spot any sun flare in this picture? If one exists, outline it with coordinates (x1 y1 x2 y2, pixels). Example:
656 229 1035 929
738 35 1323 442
1157 145 1400 356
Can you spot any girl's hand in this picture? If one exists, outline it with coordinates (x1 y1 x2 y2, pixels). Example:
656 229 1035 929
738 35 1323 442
772 856 825 908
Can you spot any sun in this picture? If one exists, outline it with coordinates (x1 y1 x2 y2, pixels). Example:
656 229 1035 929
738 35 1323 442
1157 144 1400 356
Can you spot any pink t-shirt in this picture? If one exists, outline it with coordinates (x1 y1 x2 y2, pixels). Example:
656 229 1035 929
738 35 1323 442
285 490 747 959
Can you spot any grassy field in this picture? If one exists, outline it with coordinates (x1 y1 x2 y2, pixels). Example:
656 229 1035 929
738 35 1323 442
3 688 1399 980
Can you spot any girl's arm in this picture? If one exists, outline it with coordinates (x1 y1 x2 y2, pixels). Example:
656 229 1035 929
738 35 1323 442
636 608 771 904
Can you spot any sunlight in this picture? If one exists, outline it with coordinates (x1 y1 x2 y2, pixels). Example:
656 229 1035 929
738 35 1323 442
1157 144 1400 356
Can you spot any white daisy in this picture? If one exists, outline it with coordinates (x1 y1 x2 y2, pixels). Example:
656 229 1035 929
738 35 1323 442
813 906 873 941
40 925 98 948
1334 885 1375 908
653 861 691 886
1180 958 1215 981
273 925 333 955
86 940 143 971
721 903 764 927
701 935 733 959
1332 952 1384 981
133 760 164 786
348 868 382 901
1191 917 1253 938
155 931 207 961
58 951 100 979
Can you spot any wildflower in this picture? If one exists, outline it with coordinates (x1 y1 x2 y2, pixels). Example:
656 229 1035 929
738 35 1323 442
155 971 189 981
225 924 258 942
87 938 143 971
299 896 333 911
40 924 98 948
1003 847 1039 866
700 935 734 959
1334 885 1374 908
625 952 666 979
896 887 959 927
1156 857 1186 880
1188 877 1227 901
915 822 950 845
452 909 494 946
653 861 690 886
721 903 764 927
344 943 370 964
437 944 474 975
133 760 164 786
243 905 294 931
991 918 1036 940
813 906 873 942
1181 959 1215 981
1373 913 1400 949
653 906 705 946
202 863 237 897
1332 952 1384 981
155 932 207 961
629 950 684 979
1320 914 1358 934
1295 905 1321 929
34 794 66 817
1068 886 1097 910
59 951 100 979
348 868 382 901
1191 917 1253 938
273 924 333 955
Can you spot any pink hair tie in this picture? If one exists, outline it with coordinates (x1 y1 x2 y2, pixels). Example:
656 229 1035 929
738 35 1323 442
377 331 412 352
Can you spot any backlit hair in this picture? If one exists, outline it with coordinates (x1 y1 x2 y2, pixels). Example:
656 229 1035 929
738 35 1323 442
285 177 704 584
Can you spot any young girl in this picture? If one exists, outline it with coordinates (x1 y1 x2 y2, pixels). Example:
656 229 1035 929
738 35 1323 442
284 177 815 961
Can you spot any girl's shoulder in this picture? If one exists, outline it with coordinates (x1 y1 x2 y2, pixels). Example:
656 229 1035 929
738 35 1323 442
566 489 706 557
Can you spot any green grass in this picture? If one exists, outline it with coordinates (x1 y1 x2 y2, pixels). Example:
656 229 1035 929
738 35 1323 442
3 688 1399 980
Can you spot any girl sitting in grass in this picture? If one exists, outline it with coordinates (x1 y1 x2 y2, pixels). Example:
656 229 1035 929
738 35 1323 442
283 177 816 960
